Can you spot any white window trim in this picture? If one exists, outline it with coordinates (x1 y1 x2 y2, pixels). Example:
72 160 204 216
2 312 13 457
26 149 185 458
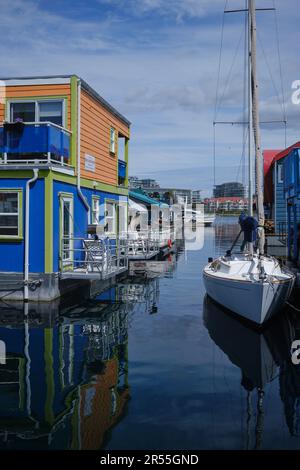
118 201 128 237
104 200 116 235
0 189 22 239
91 196 100 225
277 163 284 184
7 98 66 127
110 127 116 154
60 194 74 264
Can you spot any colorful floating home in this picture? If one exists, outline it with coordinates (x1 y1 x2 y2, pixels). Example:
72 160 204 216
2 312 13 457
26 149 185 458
283 146 300 264
264 144 300 234
0 75 130 301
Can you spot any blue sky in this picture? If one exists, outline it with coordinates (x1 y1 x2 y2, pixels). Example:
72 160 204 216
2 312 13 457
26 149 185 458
1 0 299 195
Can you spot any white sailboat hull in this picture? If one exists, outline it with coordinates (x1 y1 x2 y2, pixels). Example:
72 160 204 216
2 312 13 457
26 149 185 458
203 255 294 325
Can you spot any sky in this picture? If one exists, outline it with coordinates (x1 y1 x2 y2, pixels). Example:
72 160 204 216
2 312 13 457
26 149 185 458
0 0 300 195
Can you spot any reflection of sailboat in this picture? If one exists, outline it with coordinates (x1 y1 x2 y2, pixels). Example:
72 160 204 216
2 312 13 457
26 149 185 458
0 298 131 450
203 295 278 390
203 295 296 449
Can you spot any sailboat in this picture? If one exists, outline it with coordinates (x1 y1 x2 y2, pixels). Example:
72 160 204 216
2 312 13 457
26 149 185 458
203 0 295 325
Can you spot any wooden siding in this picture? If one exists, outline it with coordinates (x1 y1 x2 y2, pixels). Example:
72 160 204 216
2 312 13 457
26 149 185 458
0 84 72 129
80 89 129 186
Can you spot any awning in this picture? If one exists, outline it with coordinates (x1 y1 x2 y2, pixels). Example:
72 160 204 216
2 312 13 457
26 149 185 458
129 198 148 213
129 190 169 208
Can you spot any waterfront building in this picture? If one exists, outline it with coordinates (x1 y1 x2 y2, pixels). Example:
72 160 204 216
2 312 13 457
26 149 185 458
141 187 192 205
263 143 300 234
0 75 130 301
128 176 159 189
213 181 245 198
283 145 300 263
192 190 202 204
204 196 248 213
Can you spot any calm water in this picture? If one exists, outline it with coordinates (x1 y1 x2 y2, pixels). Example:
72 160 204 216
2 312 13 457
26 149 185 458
0 216 300 450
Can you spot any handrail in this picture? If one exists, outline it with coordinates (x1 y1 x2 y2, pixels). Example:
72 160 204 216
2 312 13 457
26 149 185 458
1 121 72 134
60 236 129 275
0 158 74 168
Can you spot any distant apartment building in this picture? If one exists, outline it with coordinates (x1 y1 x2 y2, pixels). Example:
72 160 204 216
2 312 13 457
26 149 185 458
204 197 248 213
144 187 192 205
214 182 245 198
129 176 159 189
192 190 202 204
129 176 195 204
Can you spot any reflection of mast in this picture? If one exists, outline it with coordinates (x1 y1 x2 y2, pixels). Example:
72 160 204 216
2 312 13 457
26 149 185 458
254 388 265 450
246 391 252 450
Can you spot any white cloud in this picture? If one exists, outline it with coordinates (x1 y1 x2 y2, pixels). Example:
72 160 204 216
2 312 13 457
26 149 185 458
0 0 299 193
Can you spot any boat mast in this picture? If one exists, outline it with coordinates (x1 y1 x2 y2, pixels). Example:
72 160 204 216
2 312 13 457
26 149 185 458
249 0 265 254
247 0 253 218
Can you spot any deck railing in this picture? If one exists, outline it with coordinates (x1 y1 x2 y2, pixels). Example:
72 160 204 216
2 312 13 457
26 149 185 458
60 236 128 278
0 121 72 167
127 231 160 258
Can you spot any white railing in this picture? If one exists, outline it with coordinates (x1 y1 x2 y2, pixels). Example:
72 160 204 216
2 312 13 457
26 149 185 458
126 231 160 258
61 236 128 277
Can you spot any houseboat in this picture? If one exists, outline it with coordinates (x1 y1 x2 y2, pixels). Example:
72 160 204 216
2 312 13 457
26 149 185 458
264 144 300 234
128 189 174 260
283 146 300 265
0 75 130 301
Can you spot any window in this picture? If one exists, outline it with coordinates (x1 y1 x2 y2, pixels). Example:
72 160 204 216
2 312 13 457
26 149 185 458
0 190 22 237
104 201 116 234
10 102 35 122
10 100 64 126
110 127 116 154
277 163 284 184
39 101 63 126
91 197 100 225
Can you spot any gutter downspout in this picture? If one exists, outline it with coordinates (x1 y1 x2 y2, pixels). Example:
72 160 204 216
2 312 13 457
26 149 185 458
24 168 39 302
77 78 90 214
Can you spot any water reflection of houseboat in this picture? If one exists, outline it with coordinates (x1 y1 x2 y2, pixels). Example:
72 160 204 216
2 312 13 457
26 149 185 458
0 298 130 449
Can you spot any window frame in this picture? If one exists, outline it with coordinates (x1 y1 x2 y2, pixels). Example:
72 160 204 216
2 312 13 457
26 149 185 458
91 196 100 225
277 162 284 184
0 189 23 240
59 192 74 269
8 98 66 127
104 200 116 236
109 127 116 155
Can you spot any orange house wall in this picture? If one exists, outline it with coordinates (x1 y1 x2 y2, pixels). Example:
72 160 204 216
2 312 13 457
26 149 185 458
80 89 130 186
0 84 72 129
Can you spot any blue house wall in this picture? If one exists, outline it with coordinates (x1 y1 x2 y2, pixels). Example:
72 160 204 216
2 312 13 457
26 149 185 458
52 180 126 273
284 148 300 262
0 176 127 276
0 177 45 273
